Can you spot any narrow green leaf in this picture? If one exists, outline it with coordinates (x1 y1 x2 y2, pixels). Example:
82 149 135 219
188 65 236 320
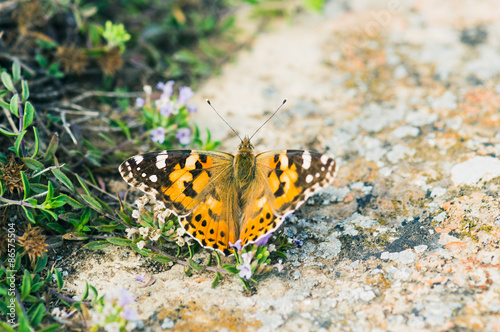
51 168 74 191
82 280 89 301
32 126 39 157
0 127 18 137
82 194 102 212
20 171 30 200
34 254 48 273
1 72 14 91
0 99 9 110
10 94 19 116
115 209 132 225
21 270 32 299
94 224 118 232
22 206 36 223
46 181 54 201
37 324 60 332
131 243 151 256
43 133 59 162
54 268 63 291
14 130 27 157
28 303 44 327
151 255 173 264
94 196 113 214
30 183 48 194
21 80 29 102
106 237 132 246
188 259 203 271
212 272 222 288
64 196 86 209
0 322 16 332
84 241 110 250
40 208 58 221
22 157 44 171
23 101 34 129
76 174 90 195
12 60 21 83
46 223 66 234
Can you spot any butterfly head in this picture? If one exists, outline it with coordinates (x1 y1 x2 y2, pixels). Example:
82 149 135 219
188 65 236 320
238 136 255 153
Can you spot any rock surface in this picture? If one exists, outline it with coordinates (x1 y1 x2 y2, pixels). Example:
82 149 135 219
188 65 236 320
63 1 500 331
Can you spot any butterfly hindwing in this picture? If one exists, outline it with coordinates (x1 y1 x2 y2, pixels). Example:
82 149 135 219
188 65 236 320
256 150 337 216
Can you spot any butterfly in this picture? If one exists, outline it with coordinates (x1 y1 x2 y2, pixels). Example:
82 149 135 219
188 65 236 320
119 102 337 255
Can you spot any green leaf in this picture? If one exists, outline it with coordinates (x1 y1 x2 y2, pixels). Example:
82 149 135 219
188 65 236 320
222 264 239 274
0 126 18 137
188 259 203 271
28 302 44 327
46 181 54 201
9 94 19 117
76 174 90 195
46 222 66 234
22 157 44 171
22 206 36 223
23 101 34 129
51 168 74 191
131 244 151 256
1 72 14 91
64 196 86 209
32 126 39 157
0 322 16 332
84 241 110 250
116 210 132 225
37 324 60 332
12 60 21 83
94 224 118 232
21 80 29 102
21 270 32 300
81 195 103 212
106 237 132 246
212 272 222 288
0 99 9 111
43 134 59 162
54 268 63 291
20 171 30 200
94 196 113 214
151 255 173 264
14 130 26 157
34 254 48 273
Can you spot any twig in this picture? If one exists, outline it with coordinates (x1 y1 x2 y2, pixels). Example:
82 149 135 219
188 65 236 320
1 108 18 133
101 130 150 157
49 288 92 306
45 106 100 117
69 91 143 103
0 52 37 76
32 164 66 178
61 112 78 145
149 245 229 274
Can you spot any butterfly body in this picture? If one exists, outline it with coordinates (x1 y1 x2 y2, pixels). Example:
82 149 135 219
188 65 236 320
120 137 337 255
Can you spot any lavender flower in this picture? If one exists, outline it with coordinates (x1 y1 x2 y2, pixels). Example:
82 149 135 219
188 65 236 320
176 128 191 145
255 231 273 246
237 252 254 280
135 97 145 107
178 86 194 105
229 239 242 252
118 288 136 307
187 104 198 113
157 80 175 97
159 102 174 117
292 239 303 247
121 306 138 321
150 127 165 144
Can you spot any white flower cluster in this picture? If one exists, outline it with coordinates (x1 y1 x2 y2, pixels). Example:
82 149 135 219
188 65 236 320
89 288 138 332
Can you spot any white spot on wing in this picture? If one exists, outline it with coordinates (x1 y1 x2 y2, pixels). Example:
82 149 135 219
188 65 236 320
156 154 168 169
141 173 146 177
302 151 312 169
306 174 314 183
320 155 329 165
134 156 144 164
149 175 158 182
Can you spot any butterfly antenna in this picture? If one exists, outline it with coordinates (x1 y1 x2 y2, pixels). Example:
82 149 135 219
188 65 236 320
206 99 242 142
250 99 287 140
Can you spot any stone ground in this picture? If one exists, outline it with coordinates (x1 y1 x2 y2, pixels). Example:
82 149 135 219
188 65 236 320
62 1 500 331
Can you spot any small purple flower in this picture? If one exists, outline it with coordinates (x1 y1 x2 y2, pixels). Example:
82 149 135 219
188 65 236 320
121 306 138 321
292 239 303 247
178 86 194 105
254 231 273 246
150 127 165 144
134 273 146 282
159 103 174 117
229 239 242 252
237 252 254 280
176 128 191 145
157 80 175 97
187 104 198 113
118 288 135 307
136 97 145 107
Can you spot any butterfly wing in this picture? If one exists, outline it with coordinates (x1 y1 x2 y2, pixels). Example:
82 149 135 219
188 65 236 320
119 150 239 255
239 150 337 246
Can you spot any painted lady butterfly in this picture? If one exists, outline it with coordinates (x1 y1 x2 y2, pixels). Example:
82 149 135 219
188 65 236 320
119 105 337 255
